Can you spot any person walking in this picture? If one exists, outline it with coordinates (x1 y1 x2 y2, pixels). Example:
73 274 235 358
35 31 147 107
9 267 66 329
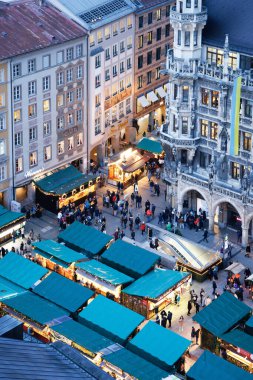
187 300 192 316
178 315 184 332
200 289 205 306
191 327 196 343
176 294 181 307
203 229 208 242
140 222 146 235
167 311 172 328
195 329 200 345
212 280 217 295
155 315 160 325
131 230 135 240
195 301 200 313
161 315 167 328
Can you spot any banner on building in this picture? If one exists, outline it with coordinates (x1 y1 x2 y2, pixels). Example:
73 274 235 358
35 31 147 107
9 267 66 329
230 76 242 156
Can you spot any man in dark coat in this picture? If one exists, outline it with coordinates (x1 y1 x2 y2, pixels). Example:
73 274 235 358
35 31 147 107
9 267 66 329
187 300 192 316
167 311 172 327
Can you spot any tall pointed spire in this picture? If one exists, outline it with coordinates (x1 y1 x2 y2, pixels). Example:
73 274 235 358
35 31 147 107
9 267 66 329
224 34 229 58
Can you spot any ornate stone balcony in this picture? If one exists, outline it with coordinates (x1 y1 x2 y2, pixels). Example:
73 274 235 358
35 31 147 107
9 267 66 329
160 129 200 148
170 6 208 24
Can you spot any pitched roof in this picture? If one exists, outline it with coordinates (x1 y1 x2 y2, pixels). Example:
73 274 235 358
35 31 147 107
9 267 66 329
33 272 94 313
0 276 26 301
123 269 190 299
0 0 87 60
220 329 253 355
136 138 163 154
78 295 145 344
193 292 251 336
0 205 25 230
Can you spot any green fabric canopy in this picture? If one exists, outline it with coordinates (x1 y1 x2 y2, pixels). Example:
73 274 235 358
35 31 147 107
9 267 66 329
187 350 253 380
127 321 191 371
33 240 86 265
104 348 169 380
193 292 251 336
75 259 134 286
52 319 114 355
78 295 145 344
33 272 94 313
0 252 48 289
58 221 112 257
101 240 160 279
0 204 25 230
4 292 68 325
0 276 26 300
123 269 189 299
137 138 163 154
34 165 97 196
220 329 253 354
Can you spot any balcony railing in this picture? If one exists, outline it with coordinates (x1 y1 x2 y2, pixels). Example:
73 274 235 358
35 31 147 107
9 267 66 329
170 6 207 24
160 129 200 148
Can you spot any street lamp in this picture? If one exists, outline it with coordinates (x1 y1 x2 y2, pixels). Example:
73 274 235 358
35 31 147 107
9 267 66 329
172 208 176 234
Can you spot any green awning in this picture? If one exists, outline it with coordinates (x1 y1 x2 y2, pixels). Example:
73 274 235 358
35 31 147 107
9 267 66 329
0 276 26 300
34 165 98 195
0 252 48 289
58 221 113 257
220 329 253 354
0 205 25 230
33 272 94 313
104 348 169 380
75 260 134 286
101 240 160 279
127 321 191 371
137 138 163 154
187 350 253 380
52 319 114 354
193 292 251 336
78 295 145 344
4 292 68 325
33 240 86 265
123 269 190 299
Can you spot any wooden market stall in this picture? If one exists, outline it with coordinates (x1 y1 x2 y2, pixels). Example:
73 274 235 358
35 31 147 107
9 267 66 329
0 205 25 244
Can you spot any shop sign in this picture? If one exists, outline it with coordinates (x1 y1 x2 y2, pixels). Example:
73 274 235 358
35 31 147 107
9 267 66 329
25 167 44 178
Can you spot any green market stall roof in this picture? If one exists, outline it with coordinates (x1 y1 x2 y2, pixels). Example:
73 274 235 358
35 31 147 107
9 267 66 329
127 321 191 371
104 347 169 380
34 165 98 196
3 292 68 326
0 252 48 289
58 221 113 257
123 269 190 300
101 240 160 279
0 205 25 230
75 259 134 286
136 138 163 154
33 240 87 267
52 319 115 355
33 272 94 313
220 329 253 354
78 295 145 344
0 276 26 301
187 350 253 380
193 292 251 336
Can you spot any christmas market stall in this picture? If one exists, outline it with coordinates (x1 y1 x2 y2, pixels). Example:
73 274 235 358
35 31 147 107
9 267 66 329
187 350 253 380
0 205 25 244
136 137 163 155
75 260 134 301
193 292 251 352
33 240 88 279
34 165 99 213
78 295 145 345
58 221 113 257
122 269 191 319
101 240 160 279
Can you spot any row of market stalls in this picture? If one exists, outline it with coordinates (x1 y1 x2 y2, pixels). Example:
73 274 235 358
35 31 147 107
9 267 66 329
0 205 25 244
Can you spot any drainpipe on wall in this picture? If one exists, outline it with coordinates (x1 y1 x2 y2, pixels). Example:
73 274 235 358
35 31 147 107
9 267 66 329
9 59 15 201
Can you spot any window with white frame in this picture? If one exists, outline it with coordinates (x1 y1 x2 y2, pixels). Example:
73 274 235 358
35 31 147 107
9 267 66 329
0 140 5 155
67 113 74 125
0 165 5 181
105 87 110 100
76 109 82 122
127 57 131 69
105 111 110 127
105 69 110 81
95 55 101 68
29 151 37 167
120 41 125 53
76 87 82 100
120 61 124 73
95 75 101 88
97 30 103 43
57 94 64 108
29 126 37 141
13 86 21 101
105 26 110 39
105 48 110 60
113 23 118 36
43 121 51 136
43 99 50 113
127 36 132 49
0 113 6 130
58 141 64 154
28 81 36 96
28 59 36 73
44 145 52 161
0 93 5 107
120 19 125 32
95 117 101 135
13 63 21 78
125 75 131 87
67 91 74 103
112 83 117 96
113 44 118 57
42 55 50 68
76 65 83 79
127 16 132 29
77 133 83 146
76 44 83 58
119 102 124 117
112 65 117 77
57 116 64 129
66 47 74 61
67 136 74 150
66 68 73 82
57 51 64 64
14 109 21 123
0 69 4 83
126 98 131 114
43 76 50 91
89 34 95 47
15 157 23 173
15 132 22 146
119 79 124 91
95 94 101 107
57 72 64 86
28 103 37 118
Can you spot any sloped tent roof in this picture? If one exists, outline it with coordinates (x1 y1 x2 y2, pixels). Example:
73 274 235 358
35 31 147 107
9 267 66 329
193 292 251 336
34 165 98 196
3 292 68 325
187 350 253 380
123 269 190 300
0 276 26 301
75 259 134 286
0 204 25 230
58 221 113 257
0 252 48 289
246 316 253 328
225 262 245 274
127 321 191 371
104 348 170 380
33 272 94 313
101 240 160 279
33 240 86 267
52 319 115 355
220 329 253 354
78 295 145 344
137 138 163 154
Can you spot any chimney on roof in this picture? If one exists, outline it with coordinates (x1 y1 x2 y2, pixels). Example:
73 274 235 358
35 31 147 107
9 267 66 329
38 0 46 6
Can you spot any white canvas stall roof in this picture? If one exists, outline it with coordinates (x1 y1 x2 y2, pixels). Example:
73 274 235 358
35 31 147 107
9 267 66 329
246 274 253 281
156 86 167 98
225 262 246 274
138 95 150 108
147 91 158 102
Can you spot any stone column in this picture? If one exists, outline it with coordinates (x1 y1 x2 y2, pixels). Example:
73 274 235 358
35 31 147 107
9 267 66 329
242 226 248 248
208 214 214 232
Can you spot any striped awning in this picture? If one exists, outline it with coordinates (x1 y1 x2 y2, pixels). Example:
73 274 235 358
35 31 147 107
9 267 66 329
156 86 167 98
138 96 150 108
147 91 159 102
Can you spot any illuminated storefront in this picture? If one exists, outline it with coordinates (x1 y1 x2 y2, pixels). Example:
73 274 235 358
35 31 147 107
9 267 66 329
0 205 25 244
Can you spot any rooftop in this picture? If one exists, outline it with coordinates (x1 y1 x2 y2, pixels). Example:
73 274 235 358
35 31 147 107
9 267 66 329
0 0 87 61
137 0 173 12
0 205 25 230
